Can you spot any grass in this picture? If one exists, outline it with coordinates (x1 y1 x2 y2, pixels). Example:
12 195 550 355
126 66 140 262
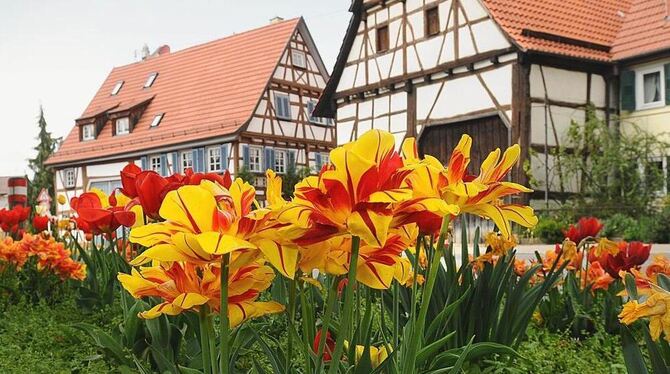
0 296 117 373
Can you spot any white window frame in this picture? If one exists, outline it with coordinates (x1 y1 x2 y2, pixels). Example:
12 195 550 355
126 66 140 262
207 147 222 172
248 146 263 172
274 93 291 120
82 124 95 141
64 168 76 188
144 72 158 88
111 80 124 95
291 50 307 69
150 155 162 173
274 149 287 174
636 65 665 110
181 151 193 172
150 113 163 128
116 117 130 135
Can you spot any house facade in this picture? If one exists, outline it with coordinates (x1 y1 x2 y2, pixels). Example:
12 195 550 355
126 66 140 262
46 17 334 215
316 0 670 208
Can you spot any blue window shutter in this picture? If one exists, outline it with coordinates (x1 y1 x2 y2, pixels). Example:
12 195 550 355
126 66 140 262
221 144 230 171
620 70 636 111
171 152 178 174
242 145 250 169
285 97 291 118
307 101 315 122
160 154 167 176
665 64 670 105
140 156 148 170
264 147 274 171
196 148 205 172
315 152 322 170
289 150 297 170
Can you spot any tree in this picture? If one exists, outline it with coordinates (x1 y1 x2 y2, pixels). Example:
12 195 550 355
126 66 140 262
555 106 669 217
28 107 59 213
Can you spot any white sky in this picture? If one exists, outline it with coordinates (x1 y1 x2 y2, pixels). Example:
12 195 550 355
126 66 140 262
0 0 351 176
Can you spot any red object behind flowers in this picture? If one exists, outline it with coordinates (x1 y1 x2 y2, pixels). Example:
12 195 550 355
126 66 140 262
32 215 49 232
564 217 603 243
599 241 651 278
313 329 335 362
0 205 30 235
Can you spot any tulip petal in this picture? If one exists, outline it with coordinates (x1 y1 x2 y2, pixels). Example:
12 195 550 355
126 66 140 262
465 204 538 238
229 301 284 328
357 260 395 289
196 232 256 255
347 210 392 247
256 238 298 279
160 186 216 233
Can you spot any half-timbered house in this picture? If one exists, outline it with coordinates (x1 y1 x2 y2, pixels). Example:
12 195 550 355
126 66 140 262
46 17 334 215
316 0 670 208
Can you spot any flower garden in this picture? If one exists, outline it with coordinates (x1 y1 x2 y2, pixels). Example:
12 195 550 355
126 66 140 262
0 129 667 373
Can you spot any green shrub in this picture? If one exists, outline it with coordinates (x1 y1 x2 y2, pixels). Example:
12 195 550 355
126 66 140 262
652 203 670 243
533 217 565 244
602 213 636 239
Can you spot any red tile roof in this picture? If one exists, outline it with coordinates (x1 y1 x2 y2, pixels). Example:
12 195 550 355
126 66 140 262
482 0 670 61
47 18 301 166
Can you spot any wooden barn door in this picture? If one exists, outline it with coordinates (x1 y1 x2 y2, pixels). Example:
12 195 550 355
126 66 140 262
418 115 509 175
418 115 510 243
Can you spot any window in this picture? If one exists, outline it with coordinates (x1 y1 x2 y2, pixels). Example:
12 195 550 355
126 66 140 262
274 149 287 174
636 66 665 110
150 155 162 173
291 50 307 68
181 151 193 172
116 117 130 135
111 81 124 95
64 168 76 188
150 113 164 128
249 146 263 172
207 147 222 172
425 7 440 36
144 72 158 88
376 26 389 53
320 152 330 167
306 100 329 125
274 93 291 119
82 124 95 141
89 180 122 195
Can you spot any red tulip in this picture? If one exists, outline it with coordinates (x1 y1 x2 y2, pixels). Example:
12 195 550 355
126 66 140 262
120 163 142 198
134 171 181 220
599 241 651 278
313 329 335 362
32 215 49 232
71 193 135 234
564 217 603 243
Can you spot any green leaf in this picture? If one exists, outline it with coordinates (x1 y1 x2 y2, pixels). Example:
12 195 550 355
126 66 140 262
621 325 650 374
73 322 132 366
658 274 670 293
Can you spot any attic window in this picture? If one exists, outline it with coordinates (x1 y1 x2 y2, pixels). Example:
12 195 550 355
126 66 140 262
82 124 95 141
150 113 164 128
376 26 389 53
115 117 130 135
144 72 158 88
111 81 124 95
291 50 307 69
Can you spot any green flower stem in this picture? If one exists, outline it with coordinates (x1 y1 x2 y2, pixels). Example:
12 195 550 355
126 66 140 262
402 216 451 373
220 253 231 374
327 235 361 374
315 277 339 374
299 282 314 374
286 278 297 372
199 306 213 374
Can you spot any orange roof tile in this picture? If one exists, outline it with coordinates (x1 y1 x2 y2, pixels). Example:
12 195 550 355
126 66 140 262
47 18 301 166
483 0 670 62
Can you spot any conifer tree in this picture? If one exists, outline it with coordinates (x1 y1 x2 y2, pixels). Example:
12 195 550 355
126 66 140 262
28 106 59 213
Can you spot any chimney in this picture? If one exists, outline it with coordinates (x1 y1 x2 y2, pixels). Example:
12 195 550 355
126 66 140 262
155 45 170 56
270 16 284 24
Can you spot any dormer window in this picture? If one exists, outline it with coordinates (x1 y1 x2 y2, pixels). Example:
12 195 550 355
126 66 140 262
291 50 306 69
144 72 158 88
150 113 164 128
82 124 95 141
111 81 124 95
115 117 130 135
